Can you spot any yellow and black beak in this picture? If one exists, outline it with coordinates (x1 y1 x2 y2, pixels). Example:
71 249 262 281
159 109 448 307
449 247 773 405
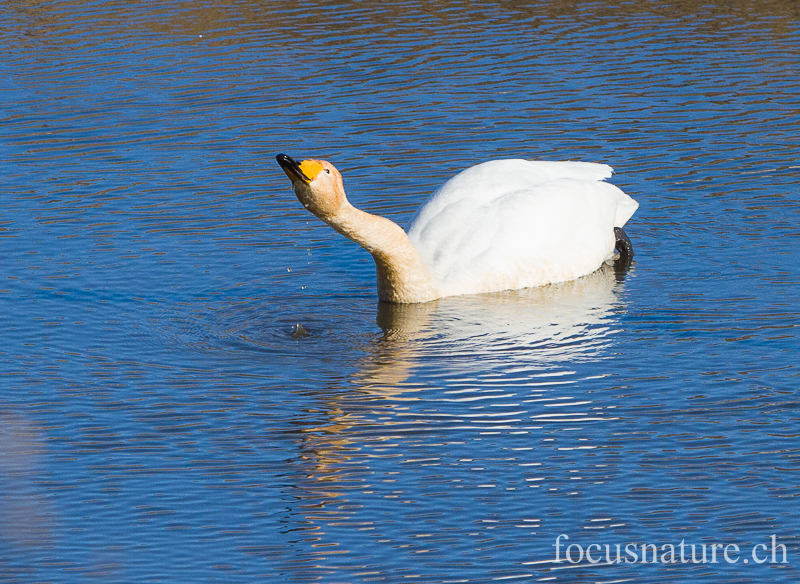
276 153 310 184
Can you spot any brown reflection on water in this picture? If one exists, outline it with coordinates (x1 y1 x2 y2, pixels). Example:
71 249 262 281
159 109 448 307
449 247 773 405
5 0 799 48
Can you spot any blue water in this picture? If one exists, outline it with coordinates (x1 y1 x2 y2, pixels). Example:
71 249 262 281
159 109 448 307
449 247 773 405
2 1 799 582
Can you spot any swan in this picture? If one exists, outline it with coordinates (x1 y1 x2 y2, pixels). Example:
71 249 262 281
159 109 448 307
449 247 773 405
276 154 638 304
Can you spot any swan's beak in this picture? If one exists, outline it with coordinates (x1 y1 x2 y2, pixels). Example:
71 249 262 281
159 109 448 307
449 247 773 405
276 154 310 184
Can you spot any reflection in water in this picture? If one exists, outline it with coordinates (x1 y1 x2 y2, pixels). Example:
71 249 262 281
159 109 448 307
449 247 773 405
294 262 630 482
372 261 629 377
275 263 636 579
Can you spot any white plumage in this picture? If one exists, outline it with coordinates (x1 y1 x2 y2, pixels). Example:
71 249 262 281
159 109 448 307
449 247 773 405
406 160 638 298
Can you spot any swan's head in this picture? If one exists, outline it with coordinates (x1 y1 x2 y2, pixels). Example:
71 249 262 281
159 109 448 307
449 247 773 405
276 154 346 219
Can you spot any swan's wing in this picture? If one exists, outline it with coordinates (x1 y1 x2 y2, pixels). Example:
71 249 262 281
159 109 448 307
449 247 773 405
407 159 615 234
406 161 638 297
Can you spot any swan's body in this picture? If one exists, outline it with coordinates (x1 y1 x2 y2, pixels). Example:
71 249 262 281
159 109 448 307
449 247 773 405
277 155 638 304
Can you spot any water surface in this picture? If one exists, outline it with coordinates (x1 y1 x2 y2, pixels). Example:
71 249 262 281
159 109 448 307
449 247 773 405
2 1 799 582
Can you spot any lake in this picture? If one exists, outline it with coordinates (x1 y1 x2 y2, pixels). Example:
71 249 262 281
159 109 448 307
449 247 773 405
2 1 799 582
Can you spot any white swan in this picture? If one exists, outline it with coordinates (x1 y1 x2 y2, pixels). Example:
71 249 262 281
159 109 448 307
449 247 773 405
276 155 638 304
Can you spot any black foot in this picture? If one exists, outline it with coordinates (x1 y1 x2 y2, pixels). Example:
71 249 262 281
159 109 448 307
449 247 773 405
613 227 634 280
614 227 633 263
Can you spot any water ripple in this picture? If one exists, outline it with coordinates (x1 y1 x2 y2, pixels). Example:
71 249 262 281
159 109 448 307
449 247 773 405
2 1 799 582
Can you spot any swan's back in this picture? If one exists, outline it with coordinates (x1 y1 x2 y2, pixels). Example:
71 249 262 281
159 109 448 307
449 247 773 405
407 159 639 298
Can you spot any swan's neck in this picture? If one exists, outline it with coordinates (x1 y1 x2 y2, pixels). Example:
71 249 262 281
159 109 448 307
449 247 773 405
322 203 440 303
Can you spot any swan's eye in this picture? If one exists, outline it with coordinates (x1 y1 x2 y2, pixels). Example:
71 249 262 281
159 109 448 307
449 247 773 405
325 169 331 174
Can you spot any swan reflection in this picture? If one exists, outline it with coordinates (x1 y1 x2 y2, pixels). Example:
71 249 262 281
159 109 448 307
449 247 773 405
285 263 631 534
363 262 631 388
